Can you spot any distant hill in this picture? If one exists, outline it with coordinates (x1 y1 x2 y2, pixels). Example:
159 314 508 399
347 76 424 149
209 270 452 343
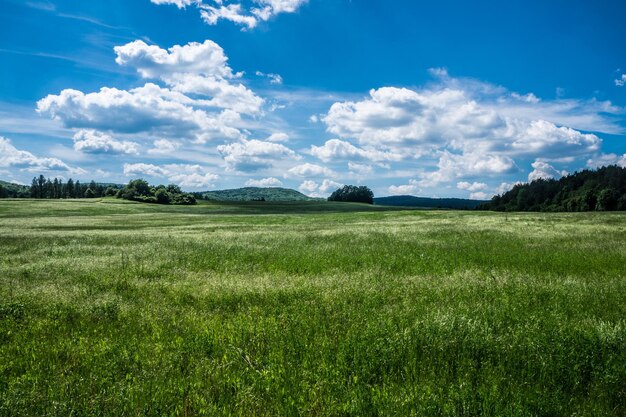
0 180 30 198
197 187 320 202
479 165 626 212
374 195 487 209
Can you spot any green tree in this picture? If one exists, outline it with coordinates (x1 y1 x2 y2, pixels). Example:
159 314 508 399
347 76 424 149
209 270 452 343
596 188 619 211
155 188 171 204
30 177 39 198
84 188 96 198
65 179 74 199
104 187 117 197
328 185 374 204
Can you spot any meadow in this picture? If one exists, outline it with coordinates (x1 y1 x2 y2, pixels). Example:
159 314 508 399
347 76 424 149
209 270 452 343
1 199 625 416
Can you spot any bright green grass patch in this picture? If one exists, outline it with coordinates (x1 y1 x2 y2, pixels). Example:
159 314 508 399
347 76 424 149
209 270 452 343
1 200 625 416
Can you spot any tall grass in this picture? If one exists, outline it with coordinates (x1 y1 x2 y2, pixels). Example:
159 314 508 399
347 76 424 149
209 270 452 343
1 199 625 416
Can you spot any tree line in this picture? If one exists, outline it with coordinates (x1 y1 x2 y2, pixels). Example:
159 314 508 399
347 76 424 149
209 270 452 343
478 165 626 212
28 175 116 199
0 175 196 205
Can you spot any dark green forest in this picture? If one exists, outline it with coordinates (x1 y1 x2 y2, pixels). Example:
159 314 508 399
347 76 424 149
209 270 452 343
479 165 626 212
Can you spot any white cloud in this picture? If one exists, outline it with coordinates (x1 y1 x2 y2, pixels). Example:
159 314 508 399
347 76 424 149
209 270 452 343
587 153 626 168
310 139 403 163
298 178 342 197
154 0 308 29
245 177 283 187
72 130 139 155
388 180 421 196
38 39 270 152
615 74 626 87
497 182 522 195
150 0 197 8
123 163 218 188
256 71 283 85
0 136 84 175
417 151 517 187
167 74 263 114
37 83 244 143
114 40 234 79
148 139 181 155
114 40 263 115
348 162 373 176
470 192 490 200
266 132 289 142
324 86 603 159
528 160 567 182
457 181 487 192
200 3 259 29
217 139 299 171
322 73 617 186
287 163 334 178
298 180 318 194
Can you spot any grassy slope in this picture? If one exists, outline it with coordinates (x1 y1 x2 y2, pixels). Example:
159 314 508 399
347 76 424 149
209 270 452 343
1 199 625 416
200 187 318 202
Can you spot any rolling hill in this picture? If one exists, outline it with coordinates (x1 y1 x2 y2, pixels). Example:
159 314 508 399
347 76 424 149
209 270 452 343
197 187 320 202
0 180 30 198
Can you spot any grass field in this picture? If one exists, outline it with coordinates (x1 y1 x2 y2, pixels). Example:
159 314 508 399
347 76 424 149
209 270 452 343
1 199 625 416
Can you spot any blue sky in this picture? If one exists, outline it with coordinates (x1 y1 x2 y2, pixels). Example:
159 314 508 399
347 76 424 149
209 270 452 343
1 0 625 198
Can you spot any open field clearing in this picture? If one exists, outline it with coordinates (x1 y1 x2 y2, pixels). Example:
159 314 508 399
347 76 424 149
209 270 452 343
1 199 625 416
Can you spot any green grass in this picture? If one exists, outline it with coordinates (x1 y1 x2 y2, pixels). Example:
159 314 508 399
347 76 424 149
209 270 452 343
1 198 625 416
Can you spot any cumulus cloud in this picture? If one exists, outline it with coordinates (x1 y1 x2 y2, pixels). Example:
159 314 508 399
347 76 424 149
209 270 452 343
37 84 244 143
324 86 602 160
36 37 328 188
245 177 283 187
287 163 334 178
123 163 218 188
496 182 522 195
348 162 373 176
114 40 263 115
72 130 139 155
586 153 626 168
528 160 567 182
615 74 626 87
310 139 403 163
457 181 487 192
0 136 84 175
217 139 299 171
321 72 617 189
115 39 234 80
147 139 181 155
388 180 421 196
38 39 267 146
470 192 490 200
298 178 342 197
417 151 517 188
